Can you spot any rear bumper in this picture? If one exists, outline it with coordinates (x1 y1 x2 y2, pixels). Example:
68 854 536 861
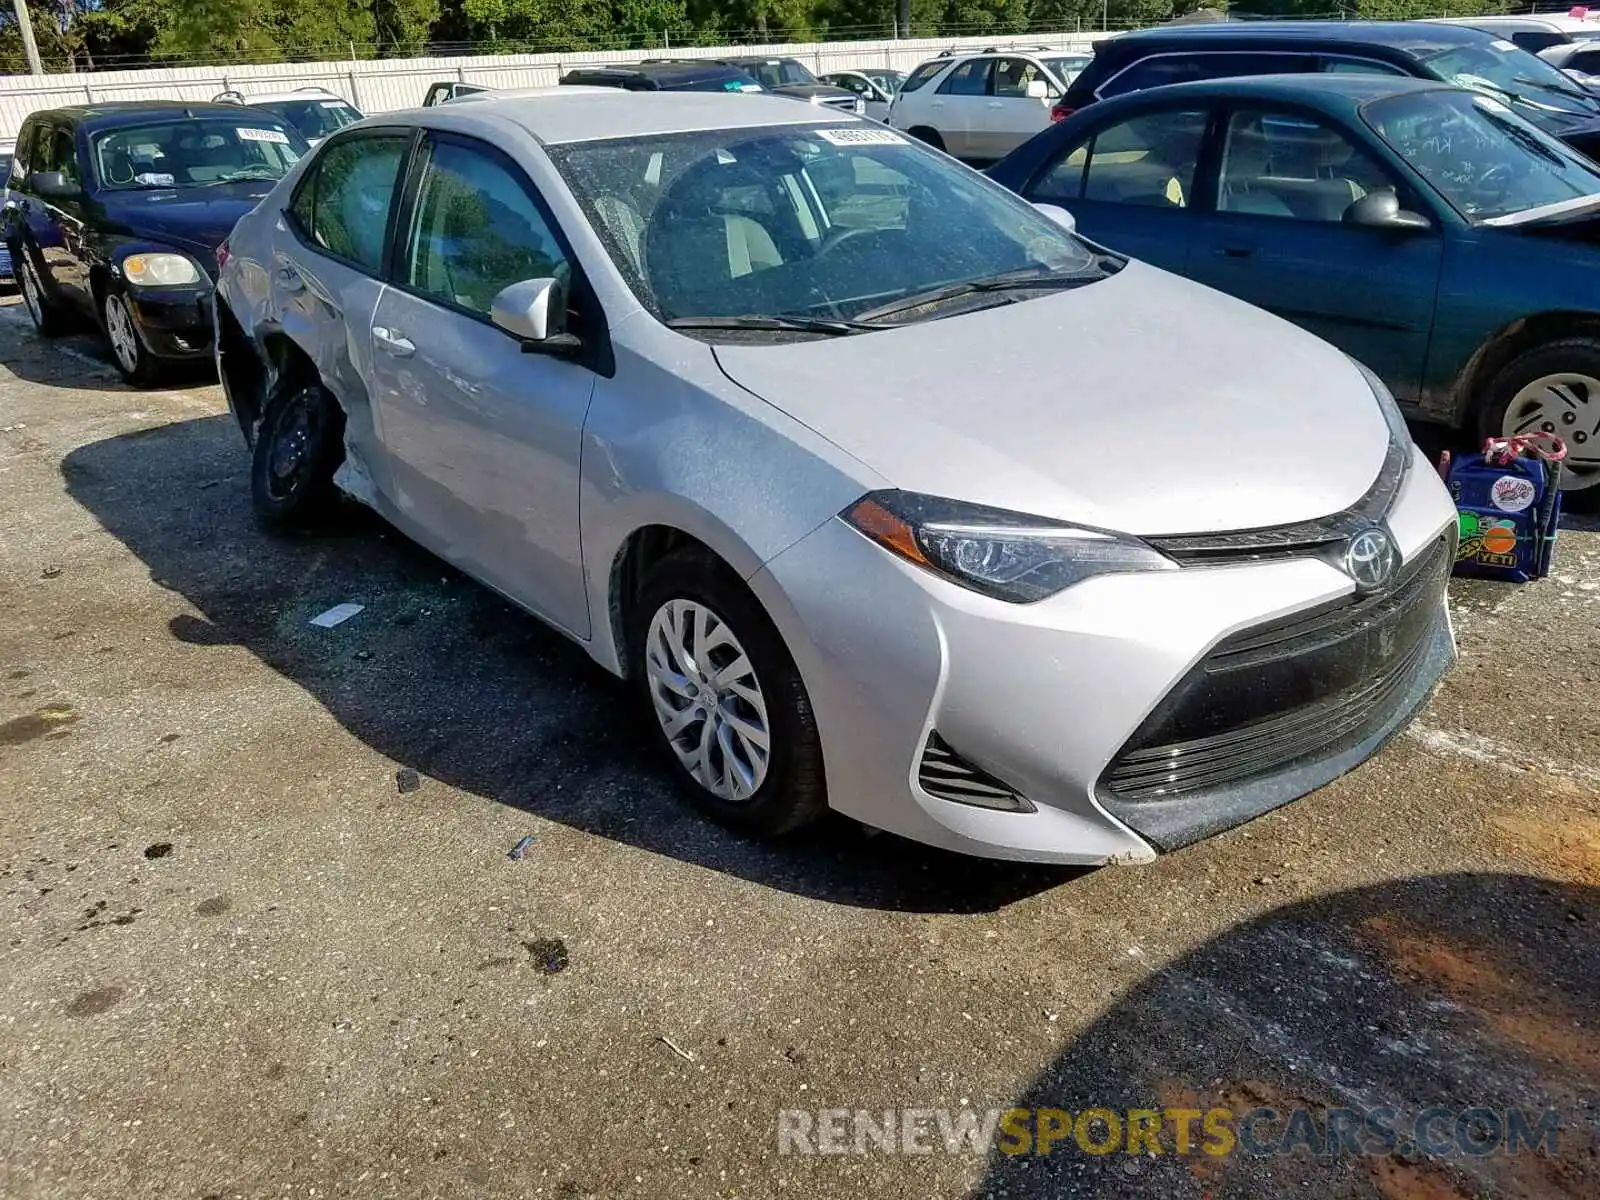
126 287 214 359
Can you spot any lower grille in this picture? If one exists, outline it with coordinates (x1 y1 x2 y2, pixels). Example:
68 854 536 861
1102 536 1450 802
918 732 1032 811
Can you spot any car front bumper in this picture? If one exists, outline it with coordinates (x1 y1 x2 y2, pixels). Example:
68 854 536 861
749 446 1458 865
125 287 214 359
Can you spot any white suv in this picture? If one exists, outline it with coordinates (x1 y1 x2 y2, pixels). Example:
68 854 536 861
214 87 363 145
888 49 1092 162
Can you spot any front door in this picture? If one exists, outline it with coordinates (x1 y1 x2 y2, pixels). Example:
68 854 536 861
1184 106 1443 402
1019 104 1211 275
368 133 595 636
981 58 1058 160
24 124 90 309
273 129 413 499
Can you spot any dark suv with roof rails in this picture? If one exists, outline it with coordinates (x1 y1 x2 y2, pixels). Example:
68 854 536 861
1057 20 1600 157
2 101 307 385
560 61 765 94
701 56 864 115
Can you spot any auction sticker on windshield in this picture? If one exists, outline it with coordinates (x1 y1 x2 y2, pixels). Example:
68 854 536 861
237 127 290 144
815 128 907 147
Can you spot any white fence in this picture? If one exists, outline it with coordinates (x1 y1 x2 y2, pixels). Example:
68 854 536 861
0 31 1104 144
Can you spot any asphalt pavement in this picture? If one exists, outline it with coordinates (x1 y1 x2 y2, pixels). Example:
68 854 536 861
1 296 1597 1199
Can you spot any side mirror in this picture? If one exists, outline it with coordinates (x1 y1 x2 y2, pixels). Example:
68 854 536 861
1344 190 1431 232
31 171 80 199
1026 78 1050 101
490 277 582 356
1032 201 1076 233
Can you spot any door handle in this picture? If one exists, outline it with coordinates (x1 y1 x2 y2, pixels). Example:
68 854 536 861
372 326 415 357
1219 245 1255 259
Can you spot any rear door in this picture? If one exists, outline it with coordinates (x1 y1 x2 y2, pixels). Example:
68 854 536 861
366 133 596 636
1183 104 1443 401
274 128 413 498
1018 102 1211 273
980 57 1059 160
931 57 995 158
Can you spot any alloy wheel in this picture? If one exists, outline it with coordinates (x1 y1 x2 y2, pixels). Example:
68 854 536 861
644 598 772 802
1503 372 1600 493
20 259 44 330
103 293 140 376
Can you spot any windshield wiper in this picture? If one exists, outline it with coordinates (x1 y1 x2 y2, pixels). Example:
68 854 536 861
1513 75 1595 105
665 314 875 336
853 268 1099 324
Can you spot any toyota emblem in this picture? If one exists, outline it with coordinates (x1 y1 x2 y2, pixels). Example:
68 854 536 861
1344 526 1398 592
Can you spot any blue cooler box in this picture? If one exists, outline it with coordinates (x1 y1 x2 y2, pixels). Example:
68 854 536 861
1446 446 1562 583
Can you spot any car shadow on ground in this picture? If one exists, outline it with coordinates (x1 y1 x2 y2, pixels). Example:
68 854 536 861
0 298 216 392
60 414 1079 913
973 871 1598 1198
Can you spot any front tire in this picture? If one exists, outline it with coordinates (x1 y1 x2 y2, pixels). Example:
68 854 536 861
16 248 70 338
629 547 826 837
907 126 946 152
102 287 162 386
249 381 346 528
1479 338 1600 511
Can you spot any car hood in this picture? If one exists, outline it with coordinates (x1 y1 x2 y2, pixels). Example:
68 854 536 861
99 182 274 267
768 83 858 102
711 261 1391 536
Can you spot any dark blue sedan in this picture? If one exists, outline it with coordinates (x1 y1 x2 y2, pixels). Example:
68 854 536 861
988 74 1600 502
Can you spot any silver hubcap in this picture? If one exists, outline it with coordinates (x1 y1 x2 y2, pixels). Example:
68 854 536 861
104 294 139 374
21 260 43 327
1505 372 1600 492
645 598 771 802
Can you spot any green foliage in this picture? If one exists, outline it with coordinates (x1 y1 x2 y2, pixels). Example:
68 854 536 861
0 0 1487 71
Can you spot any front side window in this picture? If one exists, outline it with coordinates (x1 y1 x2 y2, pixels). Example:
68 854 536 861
94 118 301 190
1365 89 1600 221
1218 108 1397 223
1033 108 1207 210
404 139 570 317
900 60 948 94
291 133 408 270
939 59 993 97
36 125 80 184
991 58 1056 99
1101 52 1312 99
548 125 1099 329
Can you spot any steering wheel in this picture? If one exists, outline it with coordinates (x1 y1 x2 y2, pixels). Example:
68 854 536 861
1472 163 1516 205
818 225 879 255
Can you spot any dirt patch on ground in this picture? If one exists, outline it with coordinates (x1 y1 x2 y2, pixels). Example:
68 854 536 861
1488 809 1600 886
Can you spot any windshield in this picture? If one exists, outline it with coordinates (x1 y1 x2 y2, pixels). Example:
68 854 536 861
1418 38 1600 112
865 70 906 94
740 59 818 88
1365 89 1600 220
93 119 303 190
547 125 1099 331
254 98 362 141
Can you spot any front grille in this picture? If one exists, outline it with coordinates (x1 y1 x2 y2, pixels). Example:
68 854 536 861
820 96 858 111
1101 536 1449 802
918 732 1032 811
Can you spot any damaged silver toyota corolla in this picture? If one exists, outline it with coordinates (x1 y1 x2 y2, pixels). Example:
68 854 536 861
214 89 1458 864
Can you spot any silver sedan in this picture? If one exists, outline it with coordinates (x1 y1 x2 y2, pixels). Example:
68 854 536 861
215 90 1458 864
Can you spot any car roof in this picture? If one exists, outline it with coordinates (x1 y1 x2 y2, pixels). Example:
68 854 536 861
1106 71 1454 106
437 89 847 143
1105 19 1496 52
234 89 350 104
29 101 298 132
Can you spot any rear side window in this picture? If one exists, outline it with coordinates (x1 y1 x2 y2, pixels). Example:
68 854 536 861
290 134 409 272
1100 52 1313 99
900 60 948 94
939 58 993 96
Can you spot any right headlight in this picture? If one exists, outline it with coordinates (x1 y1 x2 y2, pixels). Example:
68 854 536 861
842 490 1176 603
120 252 202 287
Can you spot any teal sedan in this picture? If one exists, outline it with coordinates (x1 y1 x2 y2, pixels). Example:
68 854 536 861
988 73 1600 501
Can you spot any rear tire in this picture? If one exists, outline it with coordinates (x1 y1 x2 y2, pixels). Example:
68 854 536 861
907 126 946 152
1478 337 1600 512
628 546 827 838
15 247 70 338
250 381 346 529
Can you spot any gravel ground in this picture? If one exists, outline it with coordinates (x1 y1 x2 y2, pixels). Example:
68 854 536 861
1 295 1597 1199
